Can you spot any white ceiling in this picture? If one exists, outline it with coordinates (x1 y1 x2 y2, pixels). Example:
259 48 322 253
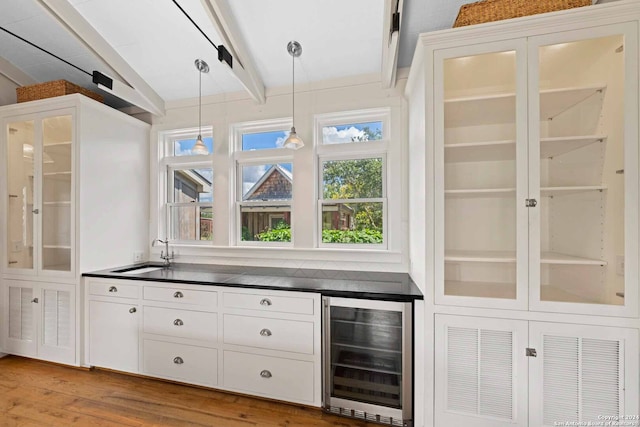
0 0 479 110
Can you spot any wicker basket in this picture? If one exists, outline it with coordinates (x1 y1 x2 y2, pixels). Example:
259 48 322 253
16 80 103 103
453 0 591 27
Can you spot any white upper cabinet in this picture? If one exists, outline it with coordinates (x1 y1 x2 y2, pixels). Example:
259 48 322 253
422 9 640 317
1 94 151 279
5 110 75 277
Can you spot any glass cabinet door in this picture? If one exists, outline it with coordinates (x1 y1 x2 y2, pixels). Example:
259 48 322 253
530 24 638 316
41 115 72 273
435 40 528 309
5 112 74 275
6 120 35 271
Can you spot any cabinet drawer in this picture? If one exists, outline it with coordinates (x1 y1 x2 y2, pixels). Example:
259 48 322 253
89 281 139 299
224 292 314 315
144 306 217 343
224 314 314 354
144 286 217 307
143 340 217 387
223 351 314 403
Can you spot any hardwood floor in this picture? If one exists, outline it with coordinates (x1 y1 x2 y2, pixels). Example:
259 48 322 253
0 355 378 427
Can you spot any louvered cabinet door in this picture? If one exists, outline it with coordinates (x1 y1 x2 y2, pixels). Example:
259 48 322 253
3 280 37 356
435 315 528 427
529 322 639 427
38 283 75 364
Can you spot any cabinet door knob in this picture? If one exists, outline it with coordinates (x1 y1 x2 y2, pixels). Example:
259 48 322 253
260 370 272 378
108 286 118 293
32 208 39 215
173 319 184 326
173 291 184 298
259 298 272 306
31 298 39 304
173 356 184 365
259 328 272 337
525 198 538 208
129 307 137 313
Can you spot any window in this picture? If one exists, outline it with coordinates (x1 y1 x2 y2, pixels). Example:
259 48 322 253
316 109 389 247
159 128 213 243
232 119 294 245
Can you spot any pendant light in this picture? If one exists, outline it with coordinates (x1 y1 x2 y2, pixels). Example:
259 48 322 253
192 58 210 155
283 41 304 150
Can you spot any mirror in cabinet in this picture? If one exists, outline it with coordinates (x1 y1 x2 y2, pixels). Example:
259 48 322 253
6 120 35 270
534 34 626 308
439 43 527 306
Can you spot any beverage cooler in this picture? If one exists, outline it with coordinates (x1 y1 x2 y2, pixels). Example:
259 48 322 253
323 297 412 426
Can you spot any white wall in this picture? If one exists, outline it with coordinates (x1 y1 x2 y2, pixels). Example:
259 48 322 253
149 72 411 272
0 75 18 106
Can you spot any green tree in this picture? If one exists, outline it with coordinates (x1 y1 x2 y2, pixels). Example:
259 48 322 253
322 125 383 233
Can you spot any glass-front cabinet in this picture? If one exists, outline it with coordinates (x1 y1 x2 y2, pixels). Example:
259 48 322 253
5 110 74 276
434 22 639 317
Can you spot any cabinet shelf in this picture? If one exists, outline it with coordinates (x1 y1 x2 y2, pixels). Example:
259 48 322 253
42 245 71 250
43 201 71 206
445 250 606 265
445 135 606 163
43 141 71 147
445 85 605 127
43 171 71 176
445 185 605 198
445 280 516 299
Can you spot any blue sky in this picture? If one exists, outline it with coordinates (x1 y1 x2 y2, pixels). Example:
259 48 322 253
175 121 383 201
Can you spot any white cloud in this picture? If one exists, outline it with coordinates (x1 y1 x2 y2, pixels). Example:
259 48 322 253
322 126 365 144
275 130 288 148
242 164 269 196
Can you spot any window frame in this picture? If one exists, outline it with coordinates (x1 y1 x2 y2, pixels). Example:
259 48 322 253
158 127 214 245
231 119 295 247
315 108 390 249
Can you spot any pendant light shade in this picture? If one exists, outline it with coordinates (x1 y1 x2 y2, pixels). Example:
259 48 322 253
283 41 304 150
193 58 210 156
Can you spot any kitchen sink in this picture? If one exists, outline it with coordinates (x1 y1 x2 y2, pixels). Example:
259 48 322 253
112 265 164 275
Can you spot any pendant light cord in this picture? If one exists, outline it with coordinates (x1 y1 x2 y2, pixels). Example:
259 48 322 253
199 68 202 133
292 51 295 128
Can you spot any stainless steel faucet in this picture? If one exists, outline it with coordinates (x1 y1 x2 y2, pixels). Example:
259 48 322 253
152 238 174 267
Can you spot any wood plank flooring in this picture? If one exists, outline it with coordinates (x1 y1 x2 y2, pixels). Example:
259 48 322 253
0 355 378 427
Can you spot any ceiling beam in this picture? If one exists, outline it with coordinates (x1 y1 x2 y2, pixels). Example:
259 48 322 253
36 0 166 116
0 56 36 87
381 0 403 89
200 0 266 104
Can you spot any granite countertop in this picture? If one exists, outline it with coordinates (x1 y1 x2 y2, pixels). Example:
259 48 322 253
83 262 423 302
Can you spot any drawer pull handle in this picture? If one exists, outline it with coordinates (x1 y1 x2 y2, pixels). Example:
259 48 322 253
173 319 184 326
259 298 272 306
108 286 118 293
173 357 184 365
129 307 137 313
174 291 184 298
260 328 272 337
260 370 272 379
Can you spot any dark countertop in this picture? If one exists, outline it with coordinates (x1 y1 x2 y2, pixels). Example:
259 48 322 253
83 262 423 302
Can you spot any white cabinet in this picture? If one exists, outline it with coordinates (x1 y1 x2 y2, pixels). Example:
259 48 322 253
87 279 140 373
0 94 150 365
3 279 75 365
406 3 640 315
85 278 322 407
88 299 139 373
434 22 637 316
435 315 639 427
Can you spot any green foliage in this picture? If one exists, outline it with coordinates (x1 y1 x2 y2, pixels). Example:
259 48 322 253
322 229 383 244
255 221 291 242
241 226 253 241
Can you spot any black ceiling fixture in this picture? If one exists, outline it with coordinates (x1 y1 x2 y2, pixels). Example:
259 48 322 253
171 0 233 68
0 26 113 89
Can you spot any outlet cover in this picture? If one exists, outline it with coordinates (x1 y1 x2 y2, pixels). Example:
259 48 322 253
134 251 144 262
